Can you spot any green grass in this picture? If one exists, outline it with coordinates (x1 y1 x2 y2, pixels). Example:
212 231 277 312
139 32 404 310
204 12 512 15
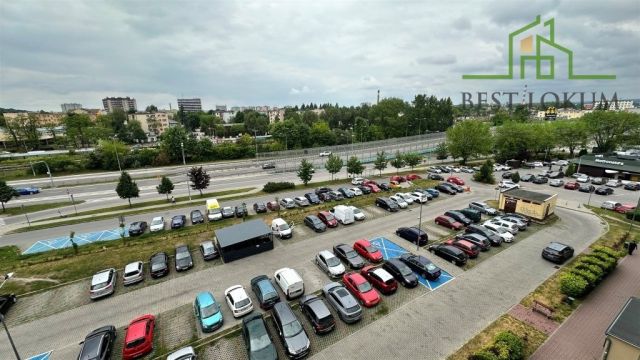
1 200 85 216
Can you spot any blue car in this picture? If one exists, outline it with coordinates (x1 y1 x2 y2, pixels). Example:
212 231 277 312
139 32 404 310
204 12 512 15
15 187 40 195
425 188 439 198
194 291 223 332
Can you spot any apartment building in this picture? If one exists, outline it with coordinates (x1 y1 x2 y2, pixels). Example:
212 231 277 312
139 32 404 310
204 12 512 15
177 98 202 112
102 97 137 113
61 103 82 112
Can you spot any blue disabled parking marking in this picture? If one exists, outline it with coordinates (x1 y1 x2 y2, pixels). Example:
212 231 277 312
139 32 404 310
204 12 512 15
22 228 130 255
370 236 454 291
27 351 52 360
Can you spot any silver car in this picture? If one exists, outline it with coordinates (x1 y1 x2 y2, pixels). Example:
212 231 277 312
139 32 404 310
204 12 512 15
495 216 527 231
315 250 346 278
123 261 144 286
90 268 116 300
293 196 310 207
549 179 564 187
323 282 362 323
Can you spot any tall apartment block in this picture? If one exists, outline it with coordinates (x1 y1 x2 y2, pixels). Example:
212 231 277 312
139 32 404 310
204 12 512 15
102 97 137 113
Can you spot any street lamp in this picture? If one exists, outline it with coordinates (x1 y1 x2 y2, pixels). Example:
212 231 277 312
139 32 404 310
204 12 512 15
253 129 259 158
0 313 21 360
0 272 14 290
416 200 424 251
181 142 192 201
32 161 54 188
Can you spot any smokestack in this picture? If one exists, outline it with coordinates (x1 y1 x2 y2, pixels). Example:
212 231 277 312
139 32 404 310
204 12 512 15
377 89 380 105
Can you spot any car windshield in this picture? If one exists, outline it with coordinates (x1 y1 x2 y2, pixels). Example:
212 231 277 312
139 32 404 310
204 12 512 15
282 319 303 337
327 257 341 267
353 208 362 214
80 336 102 359
236 298 251 308
90 280 108 290
356 281 372 293
201 303 220 318
324 213 335 221
151 219 162 225
202 242 214 251
365 246 377 253
279 223 290 230
176 251 190 260
345 250 358 259
172 217 182 223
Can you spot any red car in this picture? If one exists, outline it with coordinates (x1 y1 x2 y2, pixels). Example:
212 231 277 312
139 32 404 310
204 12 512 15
342 272 380 307
444 239 479 258
353 239 383 263
317 211 338 228
122 314 156 360
360 266 398 295
435 215 463 230
564 181 579 190
365 184 381 193
363 180 379 187
447 176 465 186
406 174 422 181
614 204 636 214
390 175 406 183
266 201 280 211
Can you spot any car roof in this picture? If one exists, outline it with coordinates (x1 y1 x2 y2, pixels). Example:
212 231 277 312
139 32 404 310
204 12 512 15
547 242 569 251
371 268 393 282
306 297 331 317
125 318 149 342
196 291 215 307
354 239 371 246
319 249 336 259
273 302 296 322
91 269 113 285
346 272 367 284
166 347 196 360
124 262 142 273
227 286 248 301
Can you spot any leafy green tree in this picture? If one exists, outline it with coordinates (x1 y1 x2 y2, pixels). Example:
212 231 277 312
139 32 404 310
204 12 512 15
310 121 337 146
297 159 314 185
145 105 158 112
0 180 19 212
374 151 388 176
96 139 129 170
156 176 174 200
565 163 577 177
116 171 139 207
491 108 511 126
63 113 92 147
242 110 270 135
347 156 365 176
188 166 210 196
435 142 448 160
512 104 530 122
127 120 147 143
473 160 495 184
160 126 189 163
582 111 640 153
390 151 405 174
324 153 343 180
511 171 520 183
553 120 588 157
403 153 423 170
446 121 493 164
493 121 537 162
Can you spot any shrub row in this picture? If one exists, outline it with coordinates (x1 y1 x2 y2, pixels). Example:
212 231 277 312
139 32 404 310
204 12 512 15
262 181 295 193
559 246 622 298
470 331 525 360
626 210 640 222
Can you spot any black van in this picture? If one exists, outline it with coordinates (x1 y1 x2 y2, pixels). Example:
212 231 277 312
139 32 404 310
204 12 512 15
458 208 482 223
428 244 468 266
541 242 574 264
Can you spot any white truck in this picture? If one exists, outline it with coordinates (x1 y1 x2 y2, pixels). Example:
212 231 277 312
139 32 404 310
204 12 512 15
332 205 355 225
206 199 222 221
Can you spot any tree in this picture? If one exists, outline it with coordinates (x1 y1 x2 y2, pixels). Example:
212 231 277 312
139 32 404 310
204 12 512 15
374 151 388 176
310 121 336 146
446 121 493 164
127 120 147 143
160 126 189 163
513 104 530 122
390 151 405 174
145 105 158 113
116 172 139 207
297 159 314 185
491 108 511 126
156 176 174 200
511 171 520 183
473 160 495 184
435 142 448 160
565 163 577 177
403 153 423 170
96 139 129 170
553 120 588 157
0 180 19 212
582 111 640 153
324 153 343 180
188 166 210 196
63 113 92 148
347 156 365 176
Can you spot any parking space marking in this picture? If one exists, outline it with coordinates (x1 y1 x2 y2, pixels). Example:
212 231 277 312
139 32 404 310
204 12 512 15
370 236 455 291
27 351 52 360
22 228 130 255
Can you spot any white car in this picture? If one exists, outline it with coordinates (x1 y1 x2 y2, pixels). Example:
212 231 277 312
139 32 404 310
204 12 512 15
319 151 332 157
533 161 544 167
315 250 346 278
572 172 588 179
409 192 429 204
485 219 519 235
293 196 310 207
389 195 408 209
350 187 363 196
576 175 590 183
167 347 196 360
483 224 514 243
90 268 116 300
123 261 144 286
224 285 253 318
605 179 622 187
549 179 564 187
552 160 569 166
149 216 165 232
349 206 366 221
395 193 414 205
498 180 520 189
429 167 442 173
351 177 364 185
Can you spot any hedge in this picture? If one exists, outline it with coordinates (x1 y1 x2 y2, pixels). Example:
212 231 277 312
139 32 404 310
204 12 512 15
592 246 623 259
470 351 498 360
579 256 610 273
570 268 599 286
626 211 640 222
472 331 525 360
574 263 604 279
262 181 295 193
559 272 589 297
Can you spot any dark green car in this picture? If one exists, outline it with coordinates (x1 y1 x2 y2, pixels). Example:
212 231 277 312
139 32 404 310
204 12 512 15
458 208 482 223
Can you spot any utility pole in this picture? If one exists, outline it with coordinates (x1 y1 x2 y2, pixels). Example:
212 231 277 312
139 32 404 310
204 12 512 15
181 142 192 200
0 313 21 360
417 201 423 251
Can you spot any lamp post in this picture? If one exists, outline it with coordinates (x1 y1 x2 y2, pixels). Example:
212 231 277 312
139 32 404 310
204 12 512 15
628 194 640 233
21 204 31 226
0 272 14 290
253 129 259 158
32 161 54 188
70 194 77 215
181 142 192 201
0 313 21 360
416 200 424 251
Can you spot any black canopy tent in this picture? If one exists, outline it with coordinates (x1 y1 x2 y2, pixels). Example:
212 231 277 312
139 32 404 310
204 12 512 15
215 220 273 262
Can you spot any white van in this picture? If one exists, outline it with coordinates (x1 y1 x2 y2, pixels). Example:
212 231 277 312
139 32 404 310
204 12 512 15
601 201 621 210
332 205 355 225
206 199 222 221
271 218 293 239
274 267 304 299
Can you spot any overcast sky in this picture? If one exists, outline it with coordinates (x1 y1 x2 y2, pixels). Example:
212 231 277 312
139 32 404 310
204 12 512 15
1 0 638 111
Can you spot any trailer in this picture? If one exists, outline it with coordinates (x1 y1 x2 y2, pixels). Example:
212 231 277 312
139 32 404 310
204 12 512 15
215 220 273 263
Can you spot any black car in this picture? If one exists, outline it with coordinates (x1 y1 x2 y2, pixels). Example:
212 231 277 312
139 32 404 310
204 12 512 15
272 302 311 359
235 206 246 218
338 187 354 198
304 215 327 233
428 173 444 180
149 252 169 278
78 325 117 360
375 197 399 212
465 224 502 246
436 183 457 195
175 245 193 271
262 163 276 169
253 202 268 213
250 275 280 310
333 243 365 269
548 171 564 179
315 187 333 195
128 221 147 236
395 227 428 246
0 294 17 315
199 240 218 260
399 253 441 280
221 206 235 218
242 314 278 360
444 210 472 226
171 215 187 229
521 174 535 182
299 294 336 334
358 185 373 194
304 192 321 205
579 184 595 193
319 192 334 202
532 176 548 184
455 233 491 251
595 187 614 195
502 171 513 179
449 183 465 193
190 210 205 224
428 244 468 266
541 242 574 264
458 208 482 223
382 259 418 288
624 182 640 191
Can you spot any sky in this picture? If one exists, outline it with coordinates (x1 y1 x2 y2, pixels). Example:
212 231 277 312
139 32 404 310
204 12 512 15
0 0 638 111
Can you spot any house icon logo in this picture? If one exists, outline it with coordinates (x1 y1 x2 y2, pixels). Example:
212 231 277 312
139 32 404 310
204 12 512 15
462 15 616 80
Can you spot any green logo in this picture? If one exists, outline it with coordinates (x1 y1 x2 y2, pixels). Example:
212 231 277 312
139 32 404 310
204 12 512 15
463 15 615 80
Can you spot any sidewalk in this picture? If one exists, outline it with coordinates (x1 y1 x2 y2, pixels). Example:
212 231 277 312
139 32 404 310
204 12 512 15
530 254 640 360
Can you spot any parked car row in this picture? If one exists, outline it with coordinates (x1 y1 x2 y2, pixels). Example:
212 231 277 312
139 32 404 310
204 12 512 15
428 165 476 174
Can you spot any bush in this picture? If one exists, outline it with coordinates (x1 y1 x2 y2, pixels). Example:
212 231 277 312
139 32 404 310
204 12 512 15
511 172 520 183
473 159 496 184
263 181 295 193
587 253 617 272
625 211 640 222
470 350 499 360
564 163 577 177
592 246 623 259
580 256 609 273
559 272 589 297
570 268 599 286
574 263 604 279
493 331 525 360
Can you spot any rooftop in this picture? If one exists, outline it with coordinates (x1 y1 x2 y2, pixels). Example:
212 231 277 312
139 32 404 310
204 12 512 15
215 219 271 248
606 297 640 348
502 188 555 203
